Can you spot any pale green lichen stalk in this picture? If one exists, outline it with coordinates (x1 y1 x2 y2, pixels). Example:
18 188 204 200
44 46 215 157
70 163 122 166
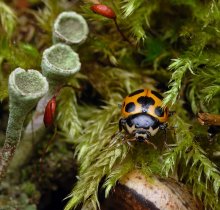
0 68 48 180
53 11 89 48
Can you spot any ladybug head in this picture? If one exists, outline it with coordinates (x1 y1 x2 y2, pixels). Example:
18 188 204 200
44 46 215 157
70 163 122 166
134 129 151 142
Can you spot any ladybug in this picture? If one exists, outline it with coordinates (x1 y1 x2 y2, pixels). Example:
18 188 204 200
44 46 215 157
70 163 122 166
119 89 169 144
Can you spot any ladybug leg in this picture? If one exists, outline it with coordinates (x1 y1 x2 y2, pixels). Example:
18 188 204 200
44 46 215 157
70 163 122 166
159 123 168 148
121 135 134 147
111 130 120 140
159 122 168 130
126 138 135 147
119 118 126 132
143 139 157 150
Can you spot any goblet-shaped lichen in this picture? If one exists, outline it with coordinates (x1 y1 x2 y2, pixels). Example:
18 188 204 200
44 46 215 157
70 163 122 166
10 43 81 172
41 42 81 107
42 43 81 84
53 11 89 48
38 42 81 127
0 68 48 180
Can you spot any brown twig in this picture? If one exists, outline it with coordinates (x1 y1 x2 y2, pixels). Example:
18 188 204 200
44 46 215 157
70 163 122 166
198 112 220 126
113 19 134 46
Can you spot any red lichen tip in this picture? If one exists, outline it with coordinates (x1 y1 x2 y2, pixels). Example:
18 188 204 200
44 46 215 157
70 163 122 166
90 4 116 19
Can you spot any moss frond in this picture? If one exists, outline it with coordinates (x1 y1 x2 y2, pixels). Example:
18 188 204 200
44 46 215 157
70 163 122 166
0 78 8 101
36 0 62 35
202 85 220 103
103 157 134 197
64 95 132 209
56 86 82 142
163 115 220 209
120 0 156 41
75 101 121 169
84 66 155 102
121 0 144 18
169 0 197 7
186 56 220 113
125 7 149 41
65 131 128 210
0 1 17 38
163 57 195 107
10 43 41 69
0 37 41 70
133 144 164 175
197 0 220 27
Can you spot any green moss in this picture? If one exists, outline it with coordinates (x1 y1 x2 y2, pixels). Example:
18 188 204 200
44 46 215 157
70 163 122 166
0 1 17 38
64 1 220 209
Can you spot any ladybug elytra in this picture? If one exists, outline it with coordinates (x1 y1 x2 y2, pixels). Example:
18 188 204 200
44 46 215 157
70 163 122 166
119 89 169 144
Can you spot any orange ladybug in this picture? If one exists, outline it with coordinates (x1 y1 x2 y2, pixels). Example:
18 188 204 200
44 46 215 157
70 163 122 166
119 89 169 143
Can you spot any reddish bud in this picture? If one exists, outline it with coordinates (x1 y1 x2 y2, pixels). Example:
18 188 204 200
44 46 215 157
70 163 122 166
90 4 116 19
43 96 56 128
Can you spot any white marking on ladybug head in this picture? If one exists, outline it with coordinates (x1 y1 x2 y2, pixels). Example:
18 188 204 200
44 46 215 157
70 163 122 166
135 132 148 141
125 124 136 135
146 126 159 136
125 123 160 140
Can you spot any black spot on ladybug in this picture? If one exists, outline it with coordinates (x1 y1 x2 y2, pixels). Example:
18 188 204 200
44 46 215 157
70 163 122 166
128 89 144 97
137 96 155 113
151 90 163 100
155 106 164 117
125 102 136 113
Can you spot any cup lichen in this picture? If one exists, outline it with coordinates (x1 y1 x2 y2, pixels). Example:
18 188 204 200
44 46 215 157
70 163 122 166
9 9 85 182
41 43 81 82
53 11 89 48
0 68 48 180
